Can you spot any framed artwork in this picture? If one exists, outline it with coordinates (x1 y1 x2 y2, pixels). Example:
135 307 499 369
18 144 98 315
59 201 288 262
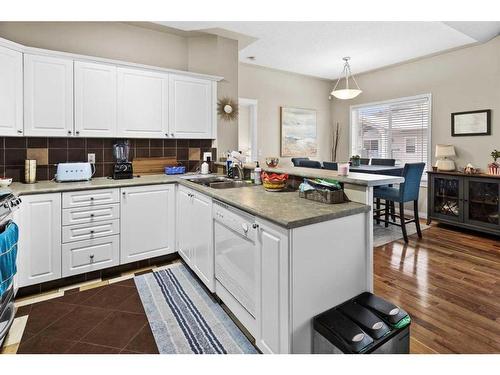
451 109 491 136
280 107 318 157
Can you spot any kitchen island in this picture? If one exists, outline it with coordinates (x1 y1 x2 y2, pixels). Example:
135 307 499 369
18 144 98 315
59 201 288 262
10 174 374 354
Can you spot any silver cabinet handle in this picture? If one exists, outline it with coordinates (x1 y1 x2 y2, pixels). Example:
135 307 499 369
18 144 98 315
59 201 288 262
75 131 80 135
170 133 174 137
90 254 94 262
252 223 259 229
165 133 169 137
17 130 23 134
68 130 72 135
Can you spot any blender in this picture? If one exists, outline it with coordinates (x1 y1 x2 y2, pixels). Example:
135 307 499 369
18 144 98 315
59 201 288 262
112 141 133 179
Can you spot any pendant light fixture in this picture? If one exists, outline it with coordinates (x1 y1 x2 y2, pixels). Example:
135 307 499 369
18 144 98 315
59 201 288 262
330 57 362 100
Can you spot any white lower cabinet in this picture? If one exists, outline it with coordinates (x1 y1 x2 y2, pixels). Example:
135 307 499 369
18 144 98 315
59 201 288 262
176 186 214 291
255 219 290 354
120 184 175 264
16 193 62 287
62 235 119 277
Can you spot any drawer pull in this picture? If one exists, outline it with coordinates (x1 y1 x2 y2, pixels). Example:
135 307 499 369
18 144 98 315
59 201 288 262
90 254 95 262
90 197 94 201
90 230 95 234
90 214 95 217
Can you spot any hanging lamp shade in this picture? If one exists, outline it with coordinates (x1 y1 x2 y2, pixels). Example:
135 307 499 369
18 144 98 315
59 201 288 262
330 57 362 100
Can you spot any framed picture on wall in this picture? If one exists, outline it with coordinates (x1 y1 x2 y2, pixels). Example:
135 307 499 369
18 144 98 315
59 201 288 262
280 107 318 157
451 109 491 136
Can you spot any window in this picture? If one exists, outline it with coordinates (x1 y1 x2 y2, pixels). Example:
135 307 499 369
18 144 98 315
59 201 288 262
405 137 416 154
351 94 431 180
363 139 379 158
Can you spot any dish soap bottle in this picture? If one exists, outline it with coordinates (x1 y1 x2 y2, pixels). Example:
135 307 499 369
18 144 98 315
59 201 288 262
254 162 262 185
201 157 210 175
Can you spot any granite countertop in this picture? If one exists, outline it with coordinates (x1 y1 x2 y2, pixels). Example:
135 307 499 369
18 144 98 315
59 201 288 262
9 174 179 195
178 179 370 229
214 162 404 186
9 174 370 229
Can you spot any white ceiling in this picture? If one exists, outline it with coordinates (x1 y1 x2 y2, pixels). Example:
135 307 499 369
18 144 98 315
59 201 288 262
155 21 500 79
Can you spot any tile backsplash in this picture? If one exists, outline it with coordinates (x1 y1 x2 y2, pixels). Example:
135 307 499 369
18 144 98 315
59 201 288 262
0 137 215 182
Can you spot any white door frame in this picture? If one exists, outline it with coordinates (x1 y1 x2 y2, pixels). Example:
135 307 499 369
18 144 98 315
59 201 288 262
239 98 258 162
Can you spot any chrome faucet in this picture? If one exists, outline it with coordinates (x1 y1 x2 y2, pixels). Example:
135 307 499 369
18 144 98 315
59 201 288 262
231 163 244 181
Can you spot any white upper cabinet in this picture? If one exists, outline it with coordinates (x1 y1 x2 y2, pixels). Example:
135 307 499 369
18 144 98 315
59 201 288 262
0 46 23 136
24 54 74 137
74 61 117 137
117 67 169 138
169 74 215 139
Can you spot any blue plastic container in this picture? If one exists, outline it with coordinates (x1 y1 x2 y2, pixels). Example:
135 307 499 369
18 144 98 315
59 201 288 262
165 166 186 175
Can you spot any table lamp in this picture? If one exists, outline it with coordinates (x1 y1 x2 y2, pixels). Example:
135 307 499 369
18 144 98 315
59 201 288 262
435 144 456 171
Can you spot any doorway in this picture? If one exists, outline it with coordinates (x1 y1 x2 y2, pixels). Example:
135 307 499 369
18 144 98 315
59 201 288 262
238 98 258 162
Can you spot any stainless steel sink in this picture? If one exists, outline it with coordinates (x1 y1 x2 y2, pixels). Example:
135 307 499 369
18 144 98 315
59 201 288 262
209 180 253 189
185 176 253 189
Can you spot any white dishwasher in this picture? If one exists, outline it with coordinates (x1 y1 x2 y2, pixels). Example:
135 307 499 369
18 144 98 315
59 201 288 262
213 200 257 336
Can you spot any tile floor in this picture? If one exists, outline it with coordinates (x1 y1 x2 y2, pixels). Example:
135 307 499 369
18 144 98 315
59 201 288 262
1 259 182 354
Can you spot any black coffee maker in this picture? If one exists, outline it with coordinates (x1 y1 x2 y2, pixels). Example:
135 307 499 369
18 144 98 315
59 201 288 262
112 141 133 179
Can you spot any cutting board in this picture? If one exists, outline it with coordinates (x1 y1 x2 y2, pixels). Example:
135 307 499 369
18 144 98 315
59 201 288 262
132 157 177 175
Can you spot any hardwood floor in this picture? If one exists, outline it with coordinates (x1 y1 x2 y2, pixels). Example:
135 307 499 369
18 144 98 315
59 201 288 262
374 223 500 354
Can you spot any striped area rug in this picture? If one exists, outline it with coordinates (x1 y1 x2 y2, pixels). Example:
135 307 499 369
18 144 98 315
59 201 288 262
135 263 258 354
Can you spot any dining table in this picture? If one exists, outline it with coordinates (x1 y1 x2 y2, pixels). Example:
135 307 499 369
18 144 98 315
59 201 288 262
349 164 404 176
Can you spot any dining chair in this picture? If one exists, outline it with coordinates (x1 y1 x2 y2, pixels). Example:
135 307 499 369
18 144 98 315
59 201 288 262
371 158 396 166
297 160 322 169
323 162 338 170
373 163 425 243
291 157 310 167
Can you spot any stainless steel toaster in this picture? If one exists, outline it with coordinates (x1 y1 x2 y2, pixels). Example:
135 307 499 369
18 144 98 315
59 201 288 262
55 162 94 182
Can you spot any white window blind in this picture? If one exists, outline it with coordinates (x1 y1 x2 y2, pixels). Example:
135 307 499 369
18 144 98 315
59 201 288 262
351 94 431 178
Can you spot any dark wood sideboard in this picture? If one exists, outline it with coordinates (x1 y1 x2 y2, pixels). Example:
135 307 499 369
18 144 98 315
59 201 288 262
427 171 500 236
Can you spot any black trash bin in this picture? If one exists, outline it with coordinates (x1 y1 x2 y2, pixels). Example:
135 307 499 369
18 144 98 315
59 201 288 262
313 292 411 354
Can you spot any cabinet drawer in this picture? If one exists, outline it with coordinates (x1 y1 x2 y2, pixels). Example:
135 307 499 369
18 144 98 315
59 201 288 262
62 189 119 208
62 235 119 277
62 204 119 226
62 219 119 243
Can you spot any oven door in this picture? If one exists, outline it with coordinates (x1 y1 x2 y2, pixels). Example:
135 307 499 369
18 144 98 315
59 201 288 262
214 221 256 317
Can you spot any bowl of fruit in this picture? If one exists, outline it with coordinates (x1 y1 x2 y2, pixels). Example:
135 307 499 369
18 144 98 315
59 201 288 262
262 171 288 192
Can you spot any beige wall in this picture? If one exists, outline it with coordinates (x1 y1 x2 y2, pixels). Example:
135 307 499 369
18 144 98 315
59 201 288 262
188 35 239 156
0 22 188 70
239 63 333 166
331 36 500 170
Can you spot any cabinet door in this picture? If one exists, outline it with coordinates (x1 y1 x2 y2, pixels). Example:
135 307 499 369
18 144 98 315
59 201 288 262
74 61 117 137
190 191 214 291
169 74 214 139
256 219 289 354
0 46 23 136
430 174 464 223
24 54 74 137
120 184 175 264
17 193 62 287
464 177 500 230
176 186 193 265
117 67 169 138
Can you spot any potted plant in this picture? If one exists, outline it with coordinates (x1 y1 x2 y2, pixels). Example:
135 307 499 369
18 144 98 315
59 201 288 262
351 155 361 167
488 149 500 175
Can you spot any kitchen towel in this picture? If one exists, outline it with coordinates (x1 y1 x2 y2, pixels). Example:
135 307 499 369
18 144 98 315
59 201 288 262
0 222 18 296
